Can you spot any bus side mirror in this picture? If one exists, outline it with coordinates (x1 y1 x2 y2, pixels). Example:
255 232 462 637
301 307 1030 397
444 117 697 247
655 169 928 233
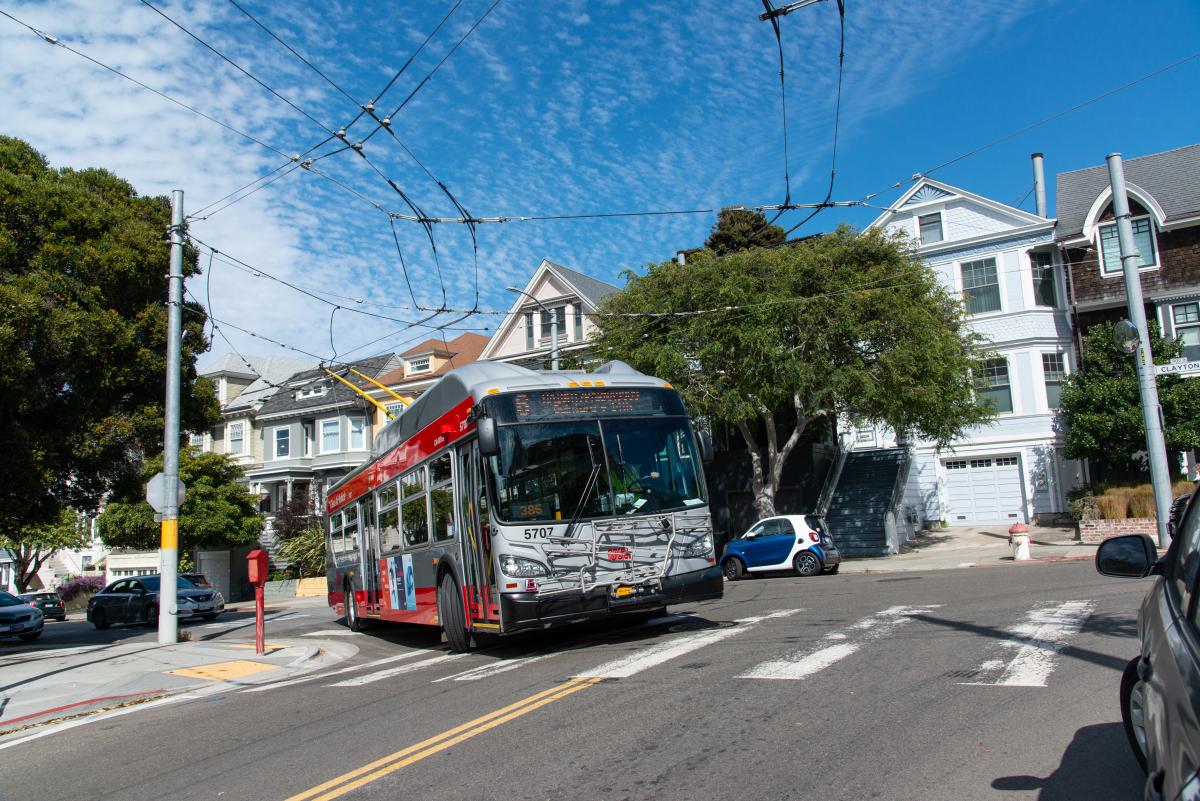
697 430 714 464
478 417 499 457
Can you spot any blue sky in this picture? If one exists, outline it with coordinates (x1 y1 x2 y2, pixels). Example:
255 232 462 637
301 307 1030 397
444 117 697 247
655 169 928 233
1 0 1198 367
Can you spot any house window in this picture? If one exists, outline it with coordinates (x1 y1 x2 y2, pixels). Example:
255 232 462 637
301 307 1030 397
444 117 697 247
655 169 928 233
574 302 584 341
918 213 943 245
274 427 290 459
189 433 205 448
1099 216 1157 275
855 427 876 445
297 383 328 399
349 418 366 450
228 422 245 456
303 422 313 457
1042 353 1066 409
321 419 340 454
996 456 1019 467
1173 303 1200 361
407 356 431 374
1031 252 1056 307
945 460 967 470
961 257 1001 314
524 312 534 350
540 306 566 341
979 358 1013 413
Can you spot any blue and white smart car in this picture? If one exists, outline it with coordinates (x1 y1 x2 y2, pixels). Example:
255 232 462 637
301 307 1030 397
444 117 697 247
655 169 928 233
721 514 840 580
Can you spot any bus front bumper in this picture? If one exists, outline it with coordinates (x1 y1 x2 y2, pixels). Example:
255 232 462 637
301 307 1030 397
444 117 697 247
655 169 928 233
499 564 723 633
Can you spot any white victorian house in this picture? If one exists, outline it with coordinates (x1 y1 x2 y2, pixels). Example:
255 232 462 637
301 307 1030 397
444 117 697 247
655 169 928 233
480 259 619 367
862 176 1085 526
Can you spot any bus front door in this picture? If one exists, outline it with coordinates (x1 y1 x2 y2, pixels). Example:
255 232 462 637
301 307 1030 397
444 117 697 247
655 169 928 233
360 499 381 615
458 443 499 628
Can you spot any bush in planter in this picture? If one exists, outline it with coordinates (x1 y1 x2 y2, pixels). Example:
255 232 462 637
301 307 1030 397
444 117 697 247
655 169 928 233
58 574 106 602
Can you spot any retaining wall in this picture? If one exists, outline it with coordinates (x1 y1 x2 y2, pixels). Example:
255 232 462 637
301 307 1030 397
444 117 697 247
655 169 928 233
1077 517 1156 543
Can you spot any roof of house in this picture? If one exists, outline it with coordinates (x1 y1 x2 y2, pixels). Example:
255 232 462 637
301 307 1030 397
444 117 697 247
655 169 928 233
256 353 398 417
219 356 319 412
1056 143 1200 240
543 260 619 306
375 333 490 387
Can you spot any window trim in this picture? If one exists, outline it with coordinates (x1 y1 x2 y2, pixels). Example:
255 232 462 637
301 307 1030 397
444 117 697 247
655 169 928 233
349 417 366 451
918 212 944 245
1042 352 1067 410
228 421 245 456
319 418 341 455
1030 251 1057 308
978 357 1014 415
960 256 1003 316
1097 215 1158 276
407 355 432 374
274 426 291 459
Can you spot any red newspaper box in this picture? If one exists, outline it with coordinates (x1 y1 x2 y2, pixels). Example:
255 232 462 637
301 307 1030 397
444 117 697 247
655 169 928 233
247 549 269 653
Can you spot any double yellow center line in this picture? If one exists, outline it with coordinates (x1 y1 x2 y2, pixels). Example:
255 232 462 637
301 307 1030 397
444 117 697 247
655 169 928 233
284 676 601 801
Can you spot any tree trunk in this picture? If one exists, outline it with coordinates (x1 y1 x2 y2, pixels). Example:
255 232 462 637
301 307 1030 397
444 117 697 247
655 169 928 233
736 419 774 517
14 543 54 593
739 394 815 520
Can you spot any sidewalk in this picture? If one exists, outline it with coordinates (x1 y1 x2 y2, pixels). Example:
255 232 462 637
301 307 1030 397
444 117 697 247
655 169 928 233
838 524 1096 574
0 624 354 744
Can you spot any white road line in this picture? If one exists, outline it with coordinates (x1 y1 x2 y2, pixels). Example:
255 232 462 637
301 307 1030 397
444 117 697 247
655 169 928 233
243 651 424 693
738 605 940 680
575 609 800 680
961 600 1095 687
302 629 362 637
433 653 558 682
327 653 467 687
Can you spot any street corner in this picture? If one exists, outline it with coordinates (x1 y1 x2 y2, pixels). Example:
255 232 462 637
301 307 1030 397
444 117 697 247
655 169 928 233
168 636 360 689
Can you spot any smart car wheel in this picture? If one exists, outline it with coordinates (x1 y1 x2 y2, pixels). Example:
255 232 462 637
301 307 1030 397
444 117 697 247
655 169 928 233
793 551 821 577
1120 657 1149 772
723 558 745 581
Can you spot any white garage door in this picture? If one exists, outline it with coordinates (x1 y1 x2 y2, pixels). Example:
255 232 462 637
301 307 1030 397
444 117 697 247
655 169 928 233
943 456 1026 525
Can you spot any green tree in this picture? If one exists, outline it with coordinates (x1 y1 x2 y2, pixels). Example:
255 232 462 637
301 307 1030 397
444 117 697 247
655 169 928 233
0 136 219 533
1060 321 1200 476
704 207 786 254
594 226 994 516
0 508 90 592
97 448 262 553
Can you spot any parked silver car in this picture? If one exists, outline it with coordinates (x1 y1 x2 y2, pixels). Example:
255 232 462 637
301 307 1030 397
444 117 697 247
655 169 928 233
0 590 44 641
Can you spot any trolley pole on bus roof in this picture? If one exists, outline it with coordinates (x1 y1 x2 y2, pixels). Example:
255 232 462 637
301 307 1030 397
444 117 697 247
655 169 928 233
158 189 184 645
1107 154 1173 550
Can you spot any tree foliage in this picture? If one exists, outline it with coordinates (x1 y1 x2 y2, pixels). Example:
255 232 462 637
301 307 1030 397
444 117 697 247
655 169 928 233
1060 321 1200 474
0 136 219 533
0 509 91 592
97 449 262 553
703 207 786 254
594 226 994 515
271 493 317 542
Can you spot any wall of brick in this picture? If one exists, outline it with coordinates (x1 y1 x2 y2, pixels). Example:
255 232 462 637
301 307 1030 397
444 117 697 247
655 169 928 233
1077 517 1157 543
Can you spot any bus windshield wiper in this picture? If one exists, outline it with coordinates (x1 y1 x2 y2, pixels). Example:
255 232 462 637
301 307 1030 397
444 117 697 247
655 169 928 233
564 438 602 539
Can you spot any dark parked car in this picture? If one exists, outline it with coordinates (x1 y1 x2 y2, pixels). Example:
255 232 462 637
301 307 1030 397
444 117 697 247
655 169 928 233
18 591 66 621
86 575 225 629
180 573 212 589
0 590 44 641
1096 491 1200 801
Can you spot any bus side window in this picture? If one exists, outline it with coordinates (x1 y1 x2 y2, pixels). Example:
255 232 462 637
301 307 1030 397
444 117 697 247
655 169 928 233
431 453 454 542
378 481 401 553
343 505 360 555
327 512 343 560
401 466 429 548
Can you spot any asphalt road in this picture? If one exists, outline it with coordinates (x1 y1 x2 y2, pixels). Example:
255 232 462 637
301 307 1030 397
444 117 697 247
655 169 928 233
0 562 1150 801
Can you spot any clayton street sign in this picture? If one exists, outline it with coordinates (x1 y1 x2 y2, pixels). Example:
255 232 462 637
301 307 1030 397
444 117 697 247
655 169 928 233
1155 358 1200 378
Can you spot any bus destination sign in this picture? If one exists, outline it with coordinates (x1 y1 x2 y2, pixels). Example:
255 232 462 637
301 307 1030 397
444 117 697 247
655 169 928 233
504 388 683 421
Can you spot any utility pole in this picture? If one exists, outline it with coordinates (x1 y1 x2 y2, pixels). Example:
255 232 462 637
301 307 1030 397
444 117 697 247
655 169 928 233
506 286 559 370
1107 154 1173 549
159 189 184 645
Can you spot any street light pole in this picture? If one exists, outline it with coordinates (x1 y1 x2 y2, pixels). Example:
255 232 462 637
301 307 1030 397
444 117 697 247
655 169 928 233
1107 153 1173 549
506 286 559 371
159 189 184 645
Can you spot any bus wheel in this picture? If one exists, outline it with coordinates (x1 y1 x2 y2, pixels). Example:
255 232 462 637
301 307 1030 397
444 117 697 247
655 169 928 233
344 583 363 632
437 573 471 653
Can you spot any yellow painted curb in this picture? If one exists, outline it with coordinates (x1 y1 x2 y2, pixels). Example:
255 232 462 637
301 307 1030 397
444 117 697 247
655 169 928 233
167 660 279 681
295 577 327 598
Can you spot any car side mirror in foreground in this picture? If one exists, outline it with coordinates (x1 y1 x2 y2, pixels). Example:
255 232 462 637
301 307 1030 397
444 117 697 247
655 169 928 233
1096 534 1159 579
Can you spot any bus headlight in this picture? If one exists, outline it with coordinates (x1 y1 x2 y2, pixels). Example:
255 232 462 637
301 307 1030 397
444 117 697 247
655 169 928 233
499 555 549 578
679 533 714 558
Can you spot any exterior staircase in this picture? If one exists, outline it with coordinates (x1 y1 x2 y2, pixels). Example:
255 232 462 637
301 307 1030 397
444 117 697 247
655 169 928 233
824 449 908 557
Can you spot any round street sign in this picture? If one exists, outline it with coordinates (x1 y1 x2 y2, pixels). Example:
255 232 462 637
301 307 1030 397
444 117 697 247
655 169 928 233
145 471 186 513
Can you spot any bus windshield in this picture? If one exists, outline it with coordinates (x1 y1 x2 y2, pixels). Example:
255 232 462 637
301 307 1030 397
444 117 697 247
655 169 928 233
488 416 706 523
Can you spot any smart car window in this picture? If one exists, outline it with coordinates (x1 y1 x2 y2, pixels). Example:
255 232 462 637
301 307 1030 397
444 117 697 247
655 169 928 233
777 519 796 535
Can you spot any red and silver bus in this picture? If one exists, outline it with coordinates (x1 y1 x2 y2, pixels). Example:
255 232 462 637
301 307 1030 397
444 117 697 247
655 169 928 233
324 359 722 651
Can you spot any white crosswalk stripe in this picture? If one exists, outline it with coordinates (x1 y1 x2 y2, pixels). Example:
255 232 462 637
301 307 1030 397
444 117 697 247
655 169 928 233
960 600 1095 687
243 651 424 693
575 609 800 679
738 605 940 680
327 653 467 687
433 653 558 682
